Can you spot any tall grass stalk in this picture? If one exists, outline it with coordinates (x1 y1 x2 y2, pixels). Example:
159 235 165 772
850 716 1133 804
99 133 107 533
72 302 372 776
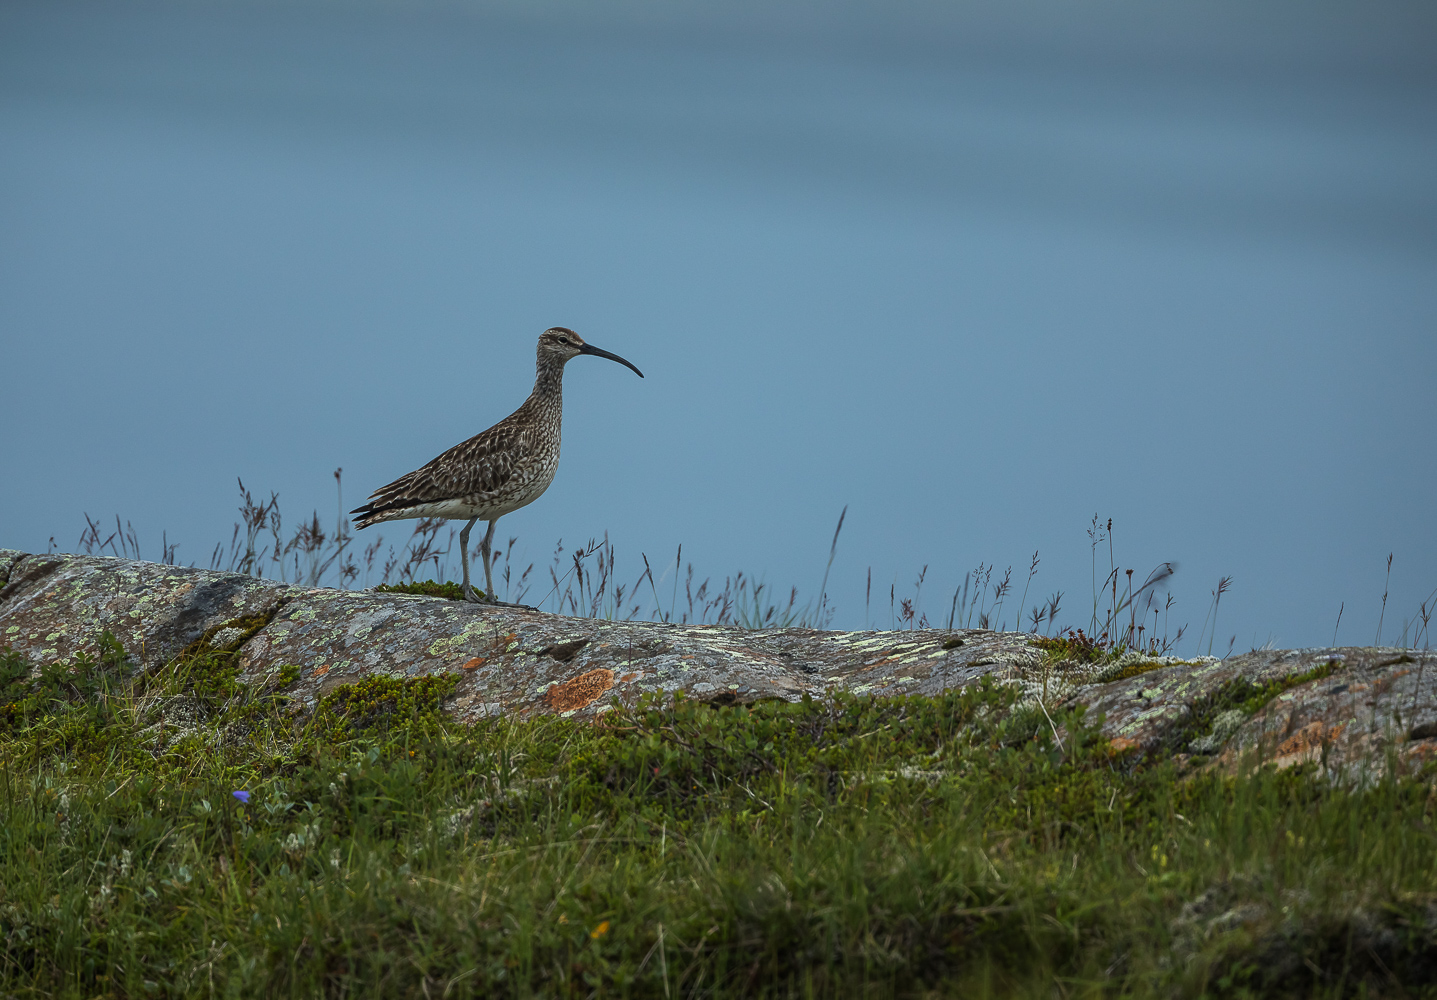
86 486 1426 660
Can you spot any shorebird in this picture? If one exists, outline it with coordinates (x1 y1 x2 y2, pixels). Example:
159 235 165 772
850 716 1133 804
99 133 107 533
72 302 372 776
350 327 643 604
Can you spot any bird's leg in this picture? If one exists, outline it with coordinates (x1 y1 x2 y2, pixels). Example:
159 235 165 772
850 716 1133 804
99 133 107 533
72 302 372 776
480 518 499 604
459 517 481 603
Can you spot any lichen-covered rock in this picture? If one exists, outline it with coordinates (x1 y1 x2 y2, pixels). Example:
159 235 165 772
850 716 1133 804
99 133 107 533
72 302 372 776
1071 651 1319 754
1073 645 1437 773
1008 650 1220 706
1216 648 1437 778
2 553 1432 779
0 549 27 588
0 554 299 670
235 587 1043 721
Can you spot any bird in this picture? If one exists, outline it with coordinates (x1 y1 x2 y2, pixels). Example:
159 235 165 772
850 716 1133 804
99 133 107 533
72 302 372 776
350 327 643 605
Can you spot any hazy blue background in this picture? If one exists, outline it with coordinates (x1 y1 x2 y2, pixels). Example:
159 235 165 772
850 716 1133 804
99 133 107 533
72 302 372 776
2 0 1434 649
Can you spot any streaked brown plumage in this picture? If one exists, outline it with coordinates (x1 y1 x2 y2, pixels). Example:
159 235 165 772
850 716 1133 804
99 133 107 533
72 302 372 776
351 327 643 603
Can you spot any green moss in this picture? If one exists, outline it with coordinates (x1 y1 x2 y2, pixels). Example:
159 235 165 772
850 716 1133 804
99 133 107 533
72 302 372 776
1106 658 1188 681
316 673 459 741
177 611 276 660
162 611 284 711
1029 631 1184 691
1030 629 1116 664
1 632 130 732
374 579 471 600
1170 659 1342 756
0 633 140 769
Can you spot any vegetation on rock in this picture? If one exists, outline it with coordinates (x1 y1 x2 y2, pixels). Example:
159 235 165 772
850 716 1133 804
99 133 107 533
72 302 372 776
375 580 470 601
2 636 1435 997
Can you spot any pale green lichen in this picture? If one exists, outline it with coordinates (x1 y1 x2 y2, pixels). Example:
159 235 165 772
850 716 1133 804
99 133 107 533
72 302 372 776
1189 710 1247 754
425 620 492 659
1009 650 1221 708
1171 660 1342 757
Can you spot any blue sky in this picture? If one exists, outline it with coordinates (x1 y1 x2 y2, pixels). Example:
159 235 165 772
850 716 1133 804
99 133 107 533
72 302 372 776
2 0 1434 650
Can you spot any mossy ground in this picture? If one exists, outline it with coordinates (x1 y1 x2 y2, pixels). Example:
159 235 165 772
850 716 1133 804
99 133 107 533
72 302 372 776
1166 661 1343 759
374 580 469 600
1 636 1435 998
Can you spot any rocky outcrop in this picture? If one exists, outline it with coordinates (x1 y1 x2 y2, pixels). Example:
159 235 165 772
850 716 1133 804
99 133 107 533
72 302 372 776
1208 647 1437 777
0 550 299 669
1078 645 1437 775
2 550 1433 773
0 549 26 588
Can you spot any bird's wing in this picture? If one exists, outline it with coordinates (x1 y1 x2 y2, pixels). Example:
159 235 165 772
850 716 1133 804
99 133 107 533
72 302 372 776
356 420 534 518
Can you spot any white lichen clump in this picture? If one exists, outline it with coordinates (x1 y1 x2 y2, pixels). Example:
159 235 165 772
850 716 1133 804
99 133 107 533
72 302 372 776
1009 652 1221 706
208 626 246 650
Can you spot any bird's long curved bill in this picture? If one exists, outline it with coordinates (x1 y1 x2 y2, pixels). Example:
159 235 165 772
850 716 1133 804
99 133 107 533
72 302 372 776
579 343 644 378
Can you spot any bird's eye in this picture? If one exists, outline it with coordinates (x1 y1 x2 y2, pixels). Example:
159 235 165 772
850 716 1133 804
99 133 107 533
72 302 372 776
558 337 570 345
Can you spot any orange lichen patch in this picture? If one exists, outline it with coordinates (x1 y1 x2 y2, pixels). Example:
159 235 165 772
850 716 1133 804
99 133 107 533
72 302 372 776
619 672 639 683
312 665 330 677
1402 739 1437 764
462 657 486 670
1372 669 1411 694
542 668 615 713
1107 736 1138 752
1271 721 1347 769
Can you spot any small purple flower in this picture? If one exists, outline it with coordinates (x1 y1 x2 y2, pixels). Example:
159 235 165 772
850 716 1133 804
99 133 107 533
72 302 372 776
232 790 251 804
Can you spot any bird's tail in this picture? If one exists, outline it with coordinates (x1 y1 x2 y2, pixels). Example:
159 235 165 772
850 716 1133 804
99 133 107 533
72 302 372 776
350 466 426 530
349 503 382 530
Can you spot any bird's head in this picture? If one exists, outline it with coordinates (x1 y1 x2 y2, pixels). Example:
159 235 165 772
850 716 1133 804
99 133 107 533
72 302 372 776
538 327 644 378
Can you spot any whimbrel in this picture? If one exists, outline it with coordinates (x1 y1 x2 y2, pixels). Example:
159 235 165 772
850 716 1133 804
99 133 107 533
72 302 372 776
351 327 643 604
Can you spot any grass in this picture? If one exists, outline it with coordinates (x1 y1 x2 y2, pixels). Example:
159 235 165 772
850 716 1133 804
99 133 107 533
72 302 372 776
71 476 834 630
70 478 1180 637
14 475 1432 995
63 475 1437 660
2 637 1436 998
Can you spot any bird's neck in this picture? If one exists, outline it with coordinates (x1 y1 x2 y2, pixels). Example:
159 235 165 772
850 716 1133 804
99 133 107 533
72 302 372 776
533 357 565 400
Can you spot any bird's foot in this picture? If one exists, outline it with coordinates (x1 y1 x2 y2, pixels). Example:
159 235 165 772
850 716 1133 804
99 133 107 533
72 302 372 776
463 585 535 611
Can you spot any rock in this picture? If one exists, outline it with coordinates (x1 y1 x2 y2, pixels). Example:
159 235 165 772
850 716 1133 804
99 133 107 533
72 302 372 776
233 584 1042 721
2 553 1432 776
0 552 300 670
1077 644 1437 776
1216 648 1437 779
1188 709 1247 754
1072 651 1318 754
0 549 26 587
